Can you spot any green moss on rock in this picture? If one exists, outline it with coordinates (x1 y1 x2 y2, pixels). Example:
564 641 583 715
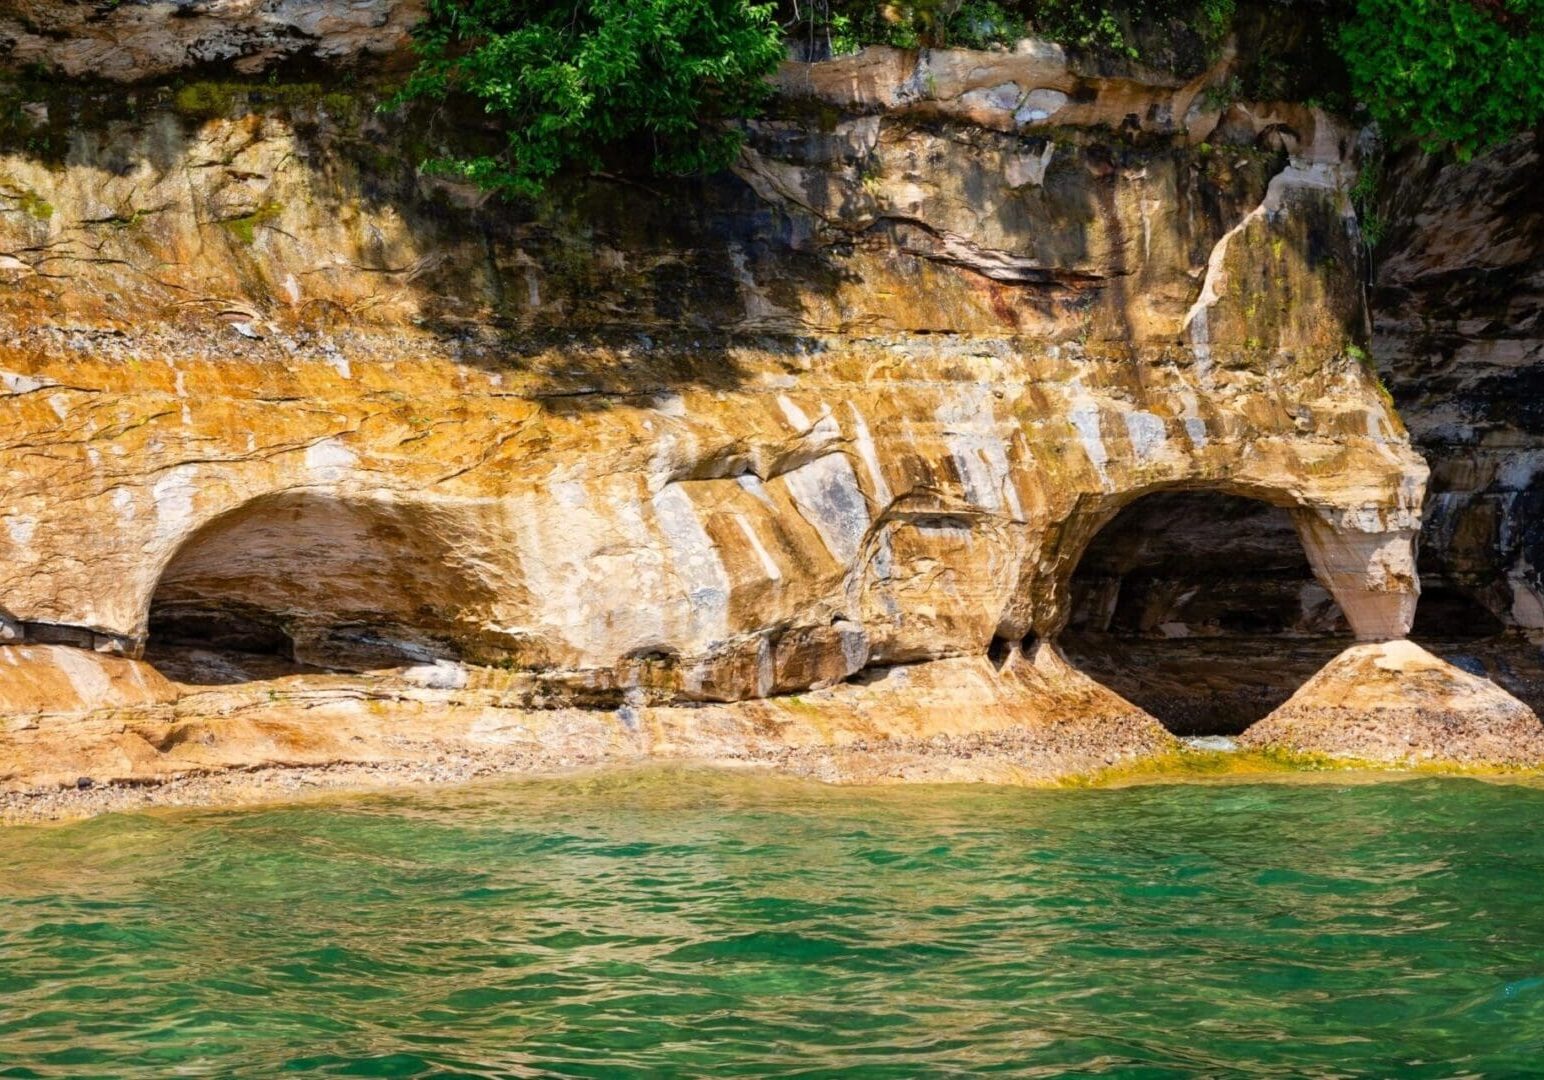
219 202 283 244
17 190 52 220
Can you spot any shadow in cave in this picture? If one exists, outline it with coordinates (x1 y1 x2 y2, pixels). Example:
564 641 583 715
145 492 493 687
147 602 313 687
1059 491 1354 736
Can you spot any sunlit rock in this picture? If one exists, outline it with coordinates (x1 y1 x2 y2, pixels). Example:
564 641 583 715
0 19 1536 796
1241 640 1544 766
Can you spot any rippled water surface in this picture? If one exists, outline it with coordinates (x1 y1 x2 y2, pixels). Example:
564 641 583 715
4 771 1544 1077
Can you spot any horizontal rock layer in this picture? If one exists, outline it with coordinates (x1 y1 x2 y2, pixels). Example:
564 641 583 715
1 29 1538 798
1374 134 1544 643
0 0 423 81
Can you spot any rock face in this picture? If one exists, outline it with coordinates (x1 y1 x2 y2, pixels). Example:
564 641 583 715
1 338 1424 681
0 0 423 81
1374 134 1544 646
0 19 1538 803
1241 640 1544 766
2 644 1170 801
0 645 176 721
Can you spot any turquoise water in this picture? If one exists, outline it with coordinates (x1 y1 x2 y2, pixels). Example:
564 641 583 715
3 771 1544 1077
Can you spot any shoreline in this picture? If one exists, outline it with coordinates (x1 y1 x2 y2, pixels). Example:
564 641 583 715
7 741 1543 827
7 644 1544 826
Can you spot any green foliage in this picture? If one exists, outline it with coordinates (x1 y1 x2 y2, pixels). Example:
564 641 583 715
1029 0 1234 57
14 189 53 221
1031 0 1134 54
1347 343 1395 406
396 0 785 196
948 1 1025 48
219 202 283 245
1348 147 1385 250
798 0 1235 59
1339 0 1544 159
1200 73 1242 111
800 0 953 53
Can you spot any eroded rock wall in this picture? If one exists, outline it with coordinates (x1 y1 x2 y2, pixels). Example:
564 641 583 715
0 0 423 80
2 334 1420 695
0 42 1423 689
1374 134 1544 642
3 13 1533 796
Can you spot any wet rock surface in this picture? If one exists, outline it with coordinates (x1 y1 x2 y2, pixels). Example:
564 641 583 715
1375 133 1544 642
0 649 1170 823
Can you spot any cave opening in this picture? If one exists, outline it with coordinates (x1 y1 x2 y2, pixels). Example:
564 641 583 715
148 601 302 685
1060 490 1352 736
145 492 484 686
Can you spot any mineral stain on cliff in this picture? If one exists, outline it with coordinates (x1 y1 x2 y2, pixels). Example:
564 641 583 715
2 0 1542 819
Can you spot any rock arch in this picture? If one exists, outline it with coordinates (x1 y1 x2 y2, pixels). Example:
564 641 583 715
144 491 505 682
1058 487 1355 734
1017 475 1420 650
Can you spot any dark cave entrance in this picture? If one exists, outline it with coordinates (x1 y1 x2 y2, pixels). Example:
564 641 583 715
148 601 303 685
145 493 483 686
1060 490 1353 736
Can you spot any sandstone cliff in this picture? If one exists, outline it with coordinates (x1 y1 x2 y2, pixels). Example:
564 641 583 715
1374 135 1544 642
1 2 1539 812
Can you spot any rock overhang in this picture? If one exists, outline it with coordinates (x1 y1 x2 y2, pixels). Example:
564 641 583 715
0 26 1537 796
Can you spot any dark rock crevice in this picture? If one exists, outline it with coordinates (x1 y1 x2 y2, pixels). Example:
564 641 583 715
1061 490 1352 735
1371 131 1544 705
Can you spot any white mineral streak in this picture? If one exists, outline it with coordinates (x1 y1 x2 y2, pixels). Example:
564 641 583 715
51 646 112 703
1178 390 1208 448
652 484 732 646
1067 387 1112 490
1123 410 1168 462
150 465 199 544
111 487 136 525
847 404 893 509
2 371 48 394
936 389 1023 519
173 368 191 427
734 512 783 582
782 454 870 565
4 516 36 551
1181 158 1341 378
303 438 357 484
735 473 776 507
777 394 812 432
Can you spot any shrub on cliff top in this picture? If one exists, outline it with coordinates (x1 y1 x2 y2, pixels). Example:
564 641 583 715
401 0 1246 195
398 0 1540 195
397 0 784 196
794 0 1235 58
1339 0 1544 158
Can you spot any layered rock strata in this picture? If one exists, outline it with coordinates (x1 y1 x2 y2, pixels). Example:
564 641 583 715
1375 135 1544 647
0 0 423 81
1 27 1539 804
